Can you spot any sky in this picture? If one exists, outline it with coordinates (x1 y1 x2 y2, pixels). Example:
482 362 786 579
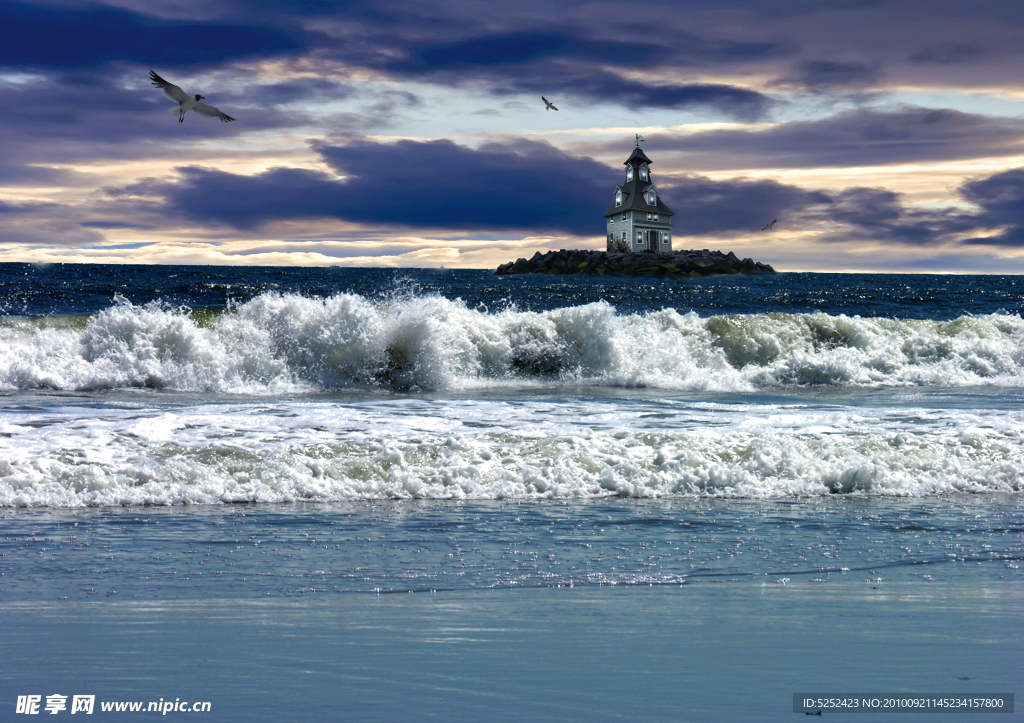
2 0 1024 272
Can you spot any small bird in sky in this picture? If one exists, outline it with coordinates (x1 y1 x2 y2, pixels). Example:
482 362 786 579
150 70 236 123
541 96 558 111
762 219 777 231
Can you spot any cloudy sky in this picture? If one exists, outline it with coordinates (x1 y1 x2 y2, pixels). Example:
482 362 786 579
2 0 1024 271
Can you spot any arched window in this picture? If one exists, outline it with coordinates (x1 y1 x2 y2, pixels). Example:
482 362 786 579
626 167 634 182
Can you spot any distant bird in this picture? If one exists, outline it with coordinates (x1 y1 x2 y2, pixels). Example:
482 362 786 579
541 96 559 111
150 70 236 123
762 219 777 231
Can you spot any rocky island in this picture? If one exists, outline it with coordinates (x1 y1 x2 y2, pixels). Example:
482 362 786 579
495 249 776 279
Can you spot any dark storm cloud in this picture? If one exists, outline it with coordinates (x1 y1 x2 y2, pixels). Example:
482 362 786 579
959 169 1024 246
653 173 967 246
649 107 1024 170
908 43 985 65
655 176 828 235
391 32 664 70
117 139 619 234
386 30 787 73
661 171 991 246
5 0 1023 117
99 132 1024 246
0 1 301 68
70 130 1024 251
799 169 1024 248
813 187 975 246
376 29 780 117
784 60 880 90
519 72 771 119
0 163 89 185
0 72 316 164
108 134 941 243
0 200 28 213
80 221 155 230
0 197 106 245
228 78 354 107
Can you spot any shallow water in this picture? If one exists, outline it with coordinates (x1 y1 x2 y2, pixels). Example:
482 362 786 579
2 500 1021 722
3 498 1022 599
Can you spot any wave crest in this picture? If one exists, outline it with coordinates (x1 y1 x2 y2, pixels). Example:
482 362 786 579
1 293 1022 392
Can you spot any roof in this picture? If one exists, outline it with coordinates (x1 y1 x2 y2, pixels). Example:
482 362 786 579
624 147 653 166
603 179 676 217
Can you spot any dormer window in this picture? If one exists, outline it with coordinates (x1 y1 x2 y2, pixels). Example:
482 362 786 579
639 165 648 181
647 191 656 205
626 167 634 182
615 190 622 207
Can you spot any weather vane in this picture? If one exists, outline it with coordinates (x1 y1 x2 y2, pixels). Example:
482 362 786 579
635 133 644 147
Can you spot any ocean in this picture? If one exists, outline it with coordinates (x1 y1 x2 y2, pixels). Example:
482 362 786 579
0 264 1021 721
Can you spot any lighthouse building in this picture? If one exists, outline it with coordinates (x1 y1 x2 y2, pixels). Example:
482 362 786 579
603 147 675 252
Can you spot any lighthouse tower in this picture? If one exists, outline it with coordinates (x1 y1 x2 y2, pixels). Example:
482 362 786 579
603 146 675 252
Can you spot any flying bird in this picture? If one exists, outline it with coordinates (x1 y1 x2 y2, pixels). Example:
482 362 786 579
541 96 558 111
762 219 777 231
150 70 236 123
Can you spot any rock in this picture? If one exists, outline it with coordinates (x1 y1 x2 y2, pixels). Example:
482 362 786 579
494 249 776 278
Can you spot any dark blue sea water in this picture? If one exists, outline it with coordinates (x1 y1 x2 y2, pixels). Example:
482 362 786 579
0 264 1021 721
1 263 1022 319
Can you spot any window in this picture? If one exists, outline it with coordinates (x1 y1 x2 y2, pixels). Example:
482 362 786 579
640 165 648 180
622 213 626 221
615 191 622 207
647 192 655 205
626 167 634 181
646 212 651 221
653 213 659 221
636 230 643 247
621 231 627 242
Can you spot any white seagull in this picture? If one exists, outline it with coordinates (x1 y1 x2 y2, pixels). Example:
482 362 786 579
150 70 236 123
541 96 558 111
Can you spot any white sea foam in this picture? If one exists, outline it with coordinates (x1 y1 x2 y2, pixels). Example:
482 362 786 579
1 398 1021 506
0 293 1022 393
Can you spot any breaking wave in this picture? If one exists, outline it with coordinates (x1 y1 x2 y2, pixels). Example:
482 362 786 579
1 399 1022 506
1 292 1023 393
